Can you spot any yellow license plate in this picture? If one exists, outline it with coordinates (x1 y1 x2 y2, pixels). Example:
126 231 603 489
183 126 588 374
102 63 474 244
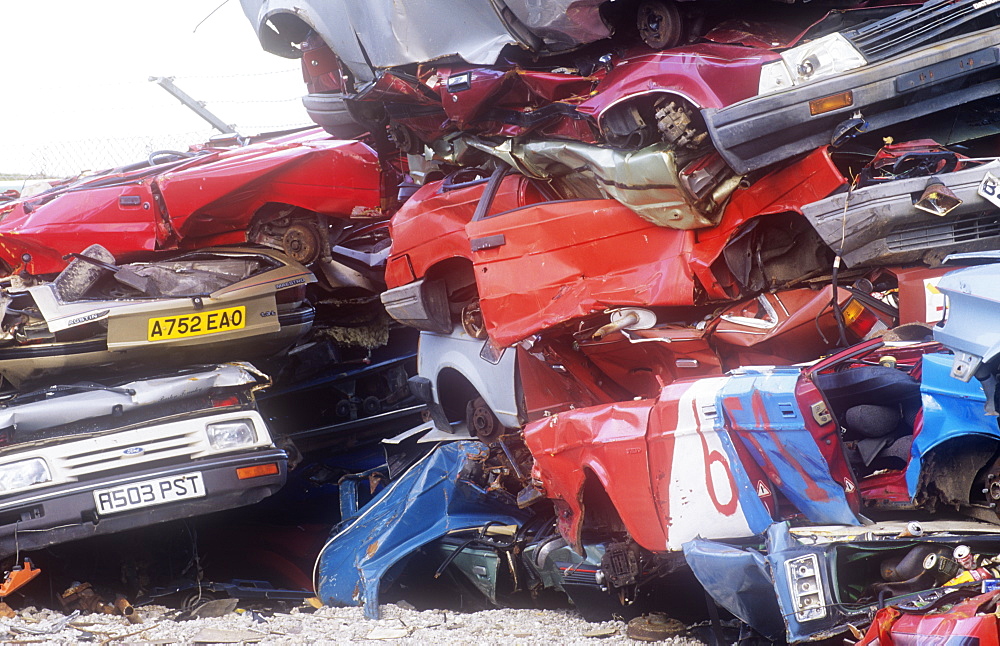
147 306 246 341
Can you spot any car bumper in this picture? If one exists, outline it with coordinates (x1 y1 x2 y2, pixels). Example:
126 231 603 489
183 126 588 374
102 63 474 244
380 278 452 333
800 161 1000 267
0 448 287 555
704 29 1000 173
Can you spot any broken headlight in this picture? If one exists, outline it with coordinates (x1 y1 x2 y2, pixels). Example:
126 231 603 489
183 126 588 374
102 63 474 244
784 554 828 622
758 33 867 96
0 458 51 494
206 419 257 451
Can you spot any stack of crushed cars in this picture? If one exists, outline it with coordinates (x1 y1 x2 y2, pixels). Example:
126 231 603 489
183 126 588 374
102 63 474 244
0 128 427 599
237 0 1000 642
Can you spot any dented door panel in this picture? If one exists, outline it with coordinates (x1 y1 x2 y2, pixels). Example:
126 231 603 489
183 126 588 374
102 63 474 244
467 198 697 346
385 173 547 288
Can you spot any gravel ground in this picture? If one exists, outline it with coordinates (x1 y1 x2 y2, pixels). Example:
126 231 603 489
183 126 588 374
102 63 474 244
0 603 709 645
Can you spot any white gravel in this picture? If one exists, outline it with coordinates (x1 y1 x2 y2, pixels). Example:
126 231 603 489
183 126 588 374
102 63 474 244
0 603 709 645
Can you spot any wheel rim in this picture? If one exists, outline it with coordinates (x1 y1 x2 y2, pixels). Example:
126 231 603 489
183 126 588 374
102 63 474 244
637 1 681 50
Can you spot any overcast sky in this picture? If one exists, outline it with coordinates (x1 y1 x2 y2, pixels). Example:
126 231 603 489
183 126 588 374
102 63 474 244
0 0 313 175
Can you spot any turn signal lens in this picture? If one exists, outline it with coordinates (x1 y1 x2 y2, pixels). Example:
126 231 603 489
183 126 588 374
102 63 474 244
236 463 280 480
809 91 853 115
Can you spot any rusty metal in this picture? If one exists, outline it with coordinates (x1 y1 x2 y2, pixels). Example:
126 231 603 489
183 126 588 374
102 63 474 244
59 582 116 615
461 301 487 340
114 595 142 624
626 613 687 641
467 396 503 444
282 222 323 265
914 181 962 217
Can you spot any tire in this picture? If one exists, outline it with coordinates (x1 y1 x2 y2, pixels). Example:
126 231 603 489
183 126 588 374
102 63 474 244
54 244 115 301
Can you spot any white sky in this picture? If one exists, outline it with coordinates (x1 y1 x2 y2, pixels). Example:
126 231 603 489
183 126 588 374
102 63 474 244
0 0 313 175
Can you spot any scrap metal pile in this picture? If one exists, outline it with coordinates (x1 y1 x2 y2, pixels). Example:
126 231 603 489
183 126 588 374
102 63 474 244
0 0 999 641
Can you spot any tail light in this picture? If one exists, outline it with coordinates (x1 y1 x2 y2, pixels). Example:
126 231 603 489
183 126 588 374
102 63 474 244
842 298 890 341
276 284 307 306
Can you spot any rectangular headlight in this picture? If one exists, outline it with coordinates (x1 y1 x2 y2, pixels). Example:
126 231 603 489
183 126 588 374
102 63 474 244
206 419 257 450
759 33 867 95
785 554 828 621
0 458 51 494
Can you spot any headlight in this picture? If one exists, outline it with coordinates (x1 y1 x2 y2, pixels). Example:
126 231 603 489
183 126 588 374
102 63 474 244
759 33 867 95
206 419 257 450
785 554 827 621
0 458 51 494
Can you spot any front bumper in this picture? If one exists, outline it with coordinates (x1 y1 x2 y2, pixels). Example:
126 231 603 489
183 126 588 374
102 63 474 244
0 448 287 556
704 29 1000 173
800 161 1000 267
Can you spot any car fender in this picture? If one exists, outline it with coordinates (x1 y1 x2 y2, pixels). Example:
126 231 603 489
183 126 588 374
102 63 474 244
416 326 520 429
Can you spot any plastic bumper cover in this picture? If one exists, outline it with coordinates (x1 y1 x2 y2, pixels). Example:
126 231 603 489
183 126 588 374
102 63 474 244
0 448 288 556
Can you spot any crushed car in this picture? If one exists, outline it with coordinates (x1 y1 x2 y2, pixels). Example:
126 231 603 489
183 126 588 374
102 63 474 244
381 147 852 346
0 362 287 558
0 246 316 387
687 520 1000 643
314 439 531 617
800 142 1000 268
249 0 1000 184
0 129 392 293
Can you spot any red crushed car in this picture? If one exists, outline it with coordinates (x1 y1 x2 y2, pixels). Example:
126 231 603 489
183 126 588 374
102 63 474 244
521 336 983 555
381 145 848 346
278 0 1000 178
0 129 390 291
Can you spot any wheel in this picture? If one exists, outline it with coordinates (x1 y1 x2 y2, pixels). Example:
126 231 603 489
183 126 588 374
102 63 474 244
636 0 683 50
389 122 423 155
461 301 487 340
54 244 115 301
362 395 381 416
466 396 504 444
282 221 323 265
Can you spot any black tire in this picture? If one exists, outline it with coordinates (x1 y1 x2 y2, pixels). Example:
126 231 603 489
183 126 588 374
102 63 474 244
54 244 115 301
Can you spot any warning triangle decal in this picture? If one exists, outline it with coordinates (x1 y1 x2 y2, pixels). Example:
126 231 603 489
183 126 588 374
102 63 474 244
756 481 771 497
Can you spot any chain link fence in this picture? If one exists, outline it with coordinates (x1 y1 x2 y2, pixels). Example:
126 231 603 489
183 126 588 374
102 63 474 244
1 133 216 180
1 69 313 181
